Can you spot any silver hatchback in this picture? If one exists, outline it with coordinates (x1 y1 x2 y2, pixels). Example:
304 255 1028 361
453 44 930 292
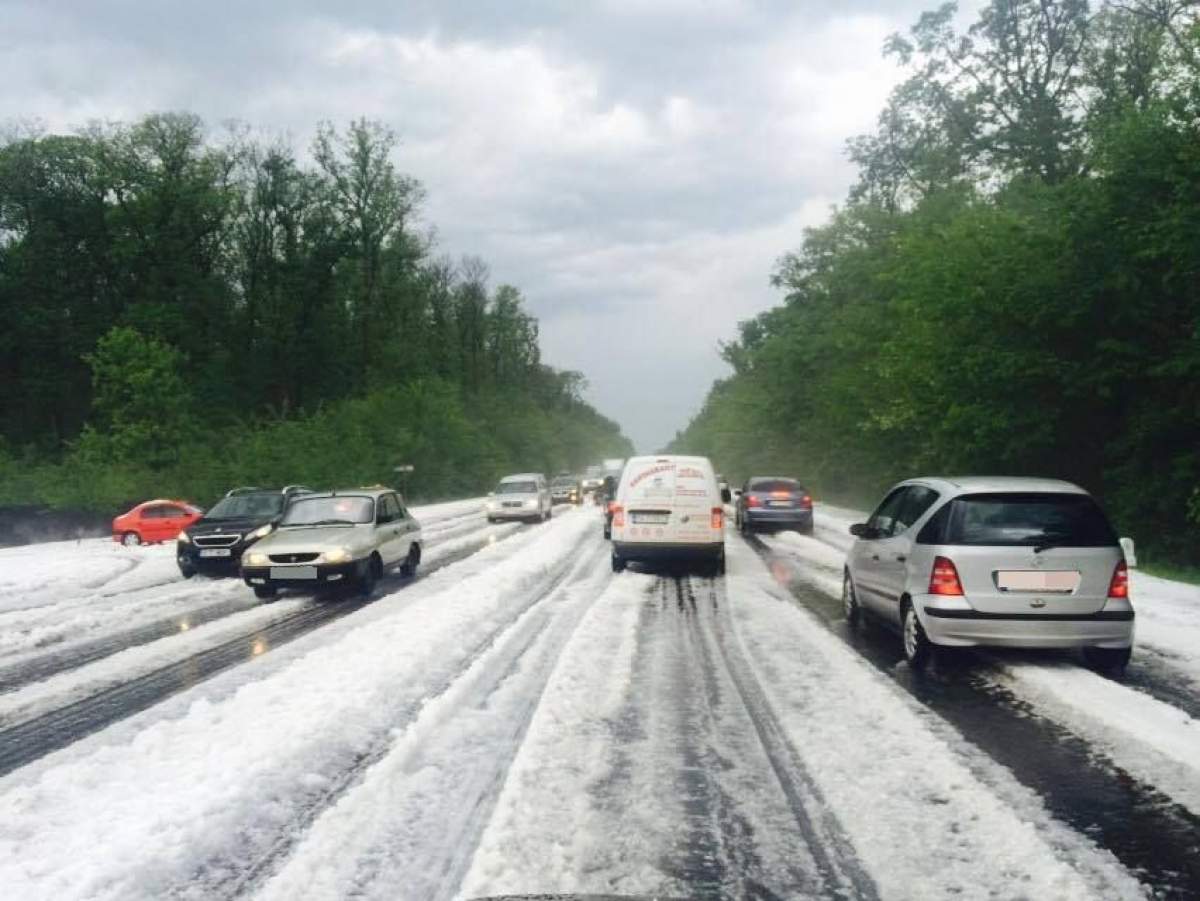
843 477 1134 671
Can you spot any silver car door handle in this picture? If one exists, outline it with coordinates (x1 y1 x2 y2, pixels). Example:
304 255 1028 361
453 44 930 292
871 554 880 562
894 554 906 562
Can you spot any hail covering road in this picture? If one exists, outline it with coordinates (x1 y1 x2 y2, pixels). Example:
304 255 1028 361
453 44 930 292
0 499 1197 900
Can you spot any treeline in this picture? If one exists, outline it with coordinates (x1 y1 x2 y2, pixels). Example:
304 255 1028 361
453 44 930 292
0 116 631 508
670 0 1200 564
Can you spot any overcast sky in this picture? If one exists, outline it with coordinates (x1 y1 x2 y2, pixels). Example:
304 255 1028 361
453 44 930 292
2 0 956 452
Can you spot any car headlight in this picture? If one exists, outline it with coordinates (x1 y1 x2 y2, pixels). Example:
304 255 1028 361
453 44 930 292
245 552 269 567
524 498 537 507
177 531 191 544
320 547 354 564
245 523 274 541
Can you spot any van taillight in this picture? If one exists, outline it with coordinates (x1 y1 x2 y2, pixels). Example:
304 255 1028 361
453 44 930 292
711 507 724 529
612 505 625 527
1108 561 1129 599
929 556 964 596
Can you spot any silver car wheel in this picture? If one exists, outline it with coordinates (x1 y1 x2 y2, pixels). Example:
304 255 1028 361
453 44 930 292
903 607 919 659
122 532 141 547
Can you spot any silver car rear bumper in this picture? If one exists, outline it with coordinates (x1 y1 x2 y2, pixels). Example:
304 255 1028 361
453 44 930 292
917 594 1134 649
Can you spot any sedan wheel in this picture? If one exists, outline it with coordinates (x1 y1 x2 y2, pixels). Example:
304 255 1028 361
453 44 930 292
1083 645 1132 674
358 556 380 598
400 544 420 577
253 584 278 601
122 531 142 547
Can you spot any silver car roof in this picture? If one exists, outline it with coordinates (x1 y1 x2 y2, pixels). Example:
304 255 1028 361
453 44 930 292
902 476 1088 496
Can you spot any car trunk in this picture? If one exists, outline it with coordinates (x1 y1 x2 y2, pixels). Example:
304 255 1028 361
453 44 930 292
947 545 1119 615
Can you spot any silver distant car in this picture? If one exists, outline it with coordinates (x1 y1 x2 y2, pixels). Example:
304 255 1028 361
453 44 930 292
241 488 422 600
843 477 1134 671
485 473 553 523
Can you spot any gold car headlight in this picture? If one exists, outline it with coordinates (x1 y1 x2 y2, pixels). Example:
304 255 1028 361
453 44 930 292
320 547 354 565
245 552 269 567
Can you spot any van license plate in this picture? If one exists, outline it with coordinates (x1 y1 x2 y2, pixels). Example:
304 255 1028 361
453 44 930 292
996 571 1080 592
199 548 232 558
271 566 318 580
632 512 669 524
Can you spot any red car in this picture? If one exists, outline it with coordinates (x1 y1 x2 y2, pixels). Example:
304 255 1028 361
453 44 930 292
112 500 204 546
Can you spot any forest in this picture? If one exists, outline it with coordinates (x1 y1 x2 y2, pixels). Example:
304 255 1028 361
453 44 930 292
0 116 632 509
670 0 1200 566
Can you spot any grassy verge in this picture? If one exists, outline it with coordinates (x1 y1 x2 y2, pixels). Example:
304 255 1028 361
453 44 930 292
1138 561 1200 587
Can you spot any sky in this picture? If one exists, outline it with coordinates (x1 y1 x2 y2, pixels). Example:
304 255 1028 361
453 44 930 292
1 0 952 452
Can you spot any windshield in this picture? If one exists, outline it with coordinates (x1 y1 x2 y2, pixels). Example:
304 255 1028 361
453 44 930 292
495 481 538 495
551 478 576 488
280 496 373 525
926 493 1119 547
205 493 283 519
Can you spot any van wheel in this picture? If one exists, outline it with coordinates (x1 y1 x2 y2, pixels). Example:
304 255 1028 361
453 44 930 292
253 585 278 601
902 601 933 667
843 572 861 627
546 507 553 521
1083 646 1131 674
611 552 626 573
122 531 142 547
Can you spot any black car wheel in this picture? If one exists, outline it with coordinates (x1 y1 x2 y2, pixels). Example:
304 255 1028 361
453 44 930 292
178 563 196 579
253 584 278 601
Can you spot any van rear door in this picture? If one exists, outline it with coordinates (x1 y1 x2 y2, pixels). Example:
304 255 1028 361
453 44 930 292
622 459 716 545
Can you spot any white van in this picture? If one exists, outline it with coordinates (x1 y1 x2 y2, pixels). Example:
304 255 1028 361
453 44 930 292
610 455 729 574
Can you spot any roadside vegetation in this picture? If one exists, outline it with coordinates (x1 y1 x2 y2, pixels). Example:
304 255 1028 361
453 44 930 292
670 0 1200 564
0 118 632 509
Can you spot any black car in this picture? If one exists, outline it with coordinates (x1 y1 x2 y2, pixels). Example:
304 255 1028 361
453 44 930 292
735 477 813 535
176 486 312 577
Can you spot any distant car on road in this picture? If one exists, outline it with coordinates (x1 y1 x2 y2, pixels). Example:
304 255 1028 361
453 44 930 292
176 485 312 578
112 500 203 546
610 455 730 575
581 465 604 494
735 477 813 535
550 475 582 505
486 473 553 523
241 488 421 600
843 477 1134 672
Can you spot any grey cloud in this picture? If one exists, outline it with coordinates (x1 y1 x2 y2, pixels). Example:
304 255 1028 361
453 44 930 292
3 0 953 451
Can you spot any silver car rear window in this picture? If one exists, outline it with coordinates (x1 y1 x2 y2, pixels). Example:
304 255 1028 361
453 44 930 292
917 493 1118 547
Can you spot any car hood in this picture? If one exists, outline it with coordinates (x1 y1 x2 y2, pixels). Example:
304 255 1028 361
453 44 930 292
256 525 368 554
188 515 274 536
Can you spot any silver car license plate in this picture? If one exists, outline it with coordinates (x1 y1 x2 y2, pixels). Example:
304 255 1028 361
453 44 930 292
271 566 318 580
199 548 232 558
996 570 1080 593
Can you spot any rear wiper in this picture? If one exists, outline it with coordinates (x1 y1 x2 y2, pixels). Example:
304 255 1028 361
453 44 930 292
1031 533 1071 553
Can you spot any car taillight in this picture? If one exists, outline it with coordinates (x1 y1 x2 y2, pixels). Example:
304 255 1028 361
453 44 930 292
746 495 761 507
801 494 812 508
1108 561 1129 599
711 507 724 529
612 505 625 527
929 556 964 596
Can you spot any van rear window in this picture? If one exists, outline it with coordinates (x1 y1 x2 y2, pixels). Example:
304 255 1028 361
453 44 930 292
917 493 1118 547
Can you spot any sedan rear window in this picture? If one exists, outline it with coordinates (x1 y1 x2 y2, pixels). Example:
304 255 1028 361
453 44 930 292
748 479 802 493
918 493 1118 547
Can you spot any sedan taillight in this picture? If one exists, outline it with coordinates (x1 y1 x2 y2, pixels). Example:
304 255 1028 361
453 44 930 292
746 495 761 507
929 556 964 596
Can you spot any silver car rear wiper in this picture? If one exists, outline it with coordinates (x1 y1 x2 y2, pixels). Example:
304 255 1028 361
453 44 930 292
1031 532 1072 553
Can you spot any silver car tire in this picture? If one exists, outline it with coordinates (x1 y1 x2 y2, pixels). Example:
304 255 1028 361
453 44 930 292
843 572 861 627
902 601 933 667
122 531 142 547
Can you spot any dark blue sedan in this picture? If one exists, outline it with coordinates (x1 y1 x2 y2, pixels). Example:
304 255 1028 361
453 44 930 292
735 477 814 535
